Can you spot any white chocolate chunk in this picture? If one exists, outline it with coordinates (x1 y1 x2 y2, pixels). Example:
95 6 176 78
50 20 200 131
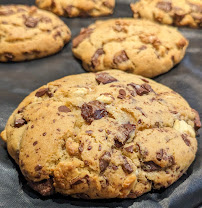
173 120 195 137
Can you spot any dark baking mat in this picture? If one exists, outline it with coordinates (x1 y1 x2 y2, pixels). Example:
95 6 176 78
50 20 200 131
0 0 201 208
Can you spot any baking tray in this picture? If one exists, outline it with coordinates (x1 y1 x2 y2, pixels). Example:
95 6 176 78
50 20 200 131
0 0 201 207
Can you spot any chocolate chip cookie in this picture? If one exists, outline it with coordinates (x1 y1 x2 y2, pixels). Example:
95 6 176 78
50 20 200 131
1 70 200 199
36 0 115 17
0 5 71 62
72 19 188 78
131 0 202 28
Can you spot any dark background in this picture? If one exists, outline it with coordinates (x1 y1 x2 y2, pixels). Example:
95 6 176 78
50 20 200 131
0 0 201 207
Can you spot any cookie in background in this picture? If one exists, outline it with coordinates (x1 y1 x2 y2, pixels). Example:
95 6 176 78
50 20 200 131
0 5 71 62
131 0 202 28
72 18 188 78
36 0 115 17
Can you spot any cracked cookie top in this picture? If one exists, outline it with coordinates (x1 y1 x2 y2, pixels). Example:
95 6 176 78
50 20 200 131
36 0 115 17
72 18 188 78
131 0 202 28
0 5 71 62
1 70 200 198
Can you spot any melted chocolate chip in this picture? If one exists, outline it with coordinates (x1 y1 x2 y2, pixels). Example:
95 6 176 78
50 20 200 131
181 134 191 146
156 1 172 12
14 118 27 128
142 161 161 172
95 72 118 85
99 151 111 172
24 17 39 28
113 50 129 64
33 141 38 146
81 100 107 124
91 48 105 68
98 144 102 151
117 89 126 99
58 106 71 113
72 28 94 48
27 178 54 196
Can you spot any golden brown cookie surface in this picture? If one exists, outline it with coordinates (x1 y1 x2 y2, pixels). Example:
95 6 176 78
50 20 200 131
1 70 200 198
0 5 71 62
131 0 202 28
72 19 188 78
36 0 115 17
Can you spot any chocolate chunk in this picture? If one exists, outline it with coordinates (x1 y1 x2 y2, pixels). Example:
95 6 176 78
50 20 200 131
127 83 153 96
35 88 53 98
81 100 107 124
35 88 48 97
141 78 149 83
27 178 54 196
78 143 84 153
58 106 71 113
91 48 105 68
156 149 167 161
125 145 134 153
87 145 92 150
35 164 43 171
168 155 175 165
192 109 201 131
33 141 38 146
4 52 14 61
65 5 73 16
99 151 111 172
122 156 133 174
156 1 172 12
181 134 191 146
53 31 61 39
86 130 93 135
139 45 147 51
14 118 27 128
114 123 136 147
43 132 46 136
72 28 94 48
17 107 25 114
117 89 126 99
142 161 161 172
113 50 129 65
24 17 39 28
177 39 187 49
95 72 118 85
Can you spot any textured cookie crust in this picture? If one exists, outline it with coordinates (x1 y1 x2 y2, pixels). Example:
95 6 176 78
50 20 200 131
1 70 200 199
131 0 202 28
72 19 188 78
0 5 71 62
36 0 115 17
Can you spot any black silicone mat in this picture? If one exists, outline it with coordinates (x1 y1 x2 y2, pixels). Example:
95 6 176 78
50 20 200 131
0 0 201 207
